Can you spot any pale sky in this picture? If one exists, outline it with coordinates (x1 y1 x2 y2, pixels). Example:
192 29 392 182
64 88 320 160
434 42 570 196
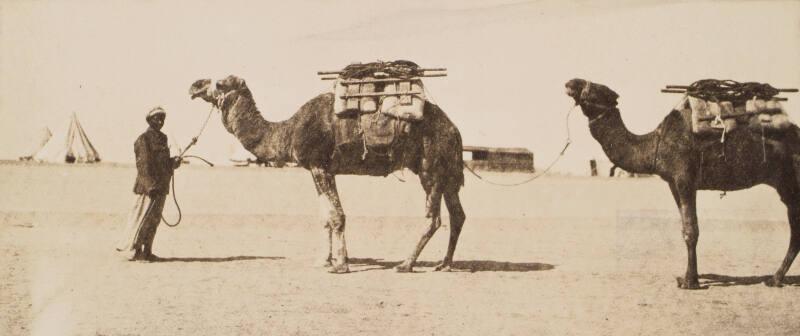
2 0 799 174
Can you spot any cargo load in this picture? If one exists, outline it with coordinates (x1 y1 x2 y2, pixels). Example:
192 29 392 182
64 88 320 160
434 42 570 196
661 79 797 135
318 61 446 152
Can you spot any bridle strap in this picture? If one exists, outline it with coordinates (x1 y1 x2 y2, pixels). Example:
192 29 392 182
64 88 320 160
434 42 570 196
586 102 616 124
578 81 616 124
579 80 592 102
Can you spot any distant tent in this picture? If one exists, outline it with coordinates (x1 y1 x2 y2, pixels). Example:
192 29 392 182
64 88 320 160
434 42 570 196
19 127 53 161
33 113 101 163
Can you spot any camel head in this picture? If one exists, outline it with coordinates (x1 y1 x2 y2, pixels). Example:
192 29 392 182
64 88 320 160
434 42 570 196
565 79 619 118
189 75 250 106
189 79 217 103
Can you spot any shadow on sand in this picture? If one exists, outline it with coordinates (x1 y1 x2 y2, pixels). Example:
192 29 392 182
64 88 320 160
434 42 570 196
153 256 285 263
700 273 800 287
347 258 555 273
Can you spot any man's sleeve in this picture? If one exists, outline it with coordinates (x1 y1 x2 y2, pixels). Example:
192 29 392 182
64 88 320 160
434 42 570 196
134 136 156 193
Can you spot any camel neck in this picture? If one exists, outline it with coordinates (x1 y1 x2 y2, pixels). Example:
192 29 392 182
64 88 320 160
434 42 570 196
586 106 659 175
220 93 291 160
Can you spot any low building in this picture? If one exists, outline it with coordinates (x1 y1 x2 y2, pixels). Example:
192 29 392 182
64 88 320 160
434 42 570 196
463 146 534 172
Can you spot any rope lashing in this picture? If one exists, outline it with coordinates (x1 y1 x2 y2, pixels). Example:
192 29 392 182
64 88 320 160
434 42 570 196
684 79 781 103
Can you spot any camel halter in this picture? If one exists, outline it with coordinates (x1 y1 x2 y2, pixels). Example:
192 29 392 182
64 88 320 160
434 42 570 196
579 82 615 124
579 80 593 104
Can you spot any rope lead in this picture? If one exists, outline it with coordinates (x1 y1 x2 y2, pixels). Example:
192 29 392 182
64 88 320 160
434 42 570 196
464 105 575 187
160 104 217 227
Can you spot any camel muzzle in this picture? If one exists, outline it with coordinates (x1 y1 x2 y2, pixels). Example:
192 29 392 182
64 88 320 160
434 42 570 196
189 79 212 100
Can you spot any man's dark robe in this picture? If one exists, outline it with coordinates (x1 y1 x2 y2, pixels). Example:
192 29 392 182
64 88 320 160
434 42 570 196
133 128 173 195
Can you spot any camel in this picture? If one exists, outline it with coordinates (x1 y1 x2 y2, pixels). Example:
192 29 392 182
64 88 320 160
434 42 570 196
189 75 466 273
565 78 800 289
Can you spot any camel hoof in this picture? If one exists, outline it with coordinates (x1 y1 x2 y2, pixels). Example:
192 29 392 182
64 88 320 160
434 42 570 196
316 258 333 268
676 277 703 290
433 263 452 272
765 277 784 288
395 262 414 273
327 263 350 274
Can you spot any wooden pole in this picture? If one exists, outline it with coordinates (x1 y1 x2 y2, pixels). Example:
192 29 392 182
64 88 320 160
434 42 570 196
320 74 447 81
340 91 423 98
664 85 797 92
697 108 784 122
317 68 447 76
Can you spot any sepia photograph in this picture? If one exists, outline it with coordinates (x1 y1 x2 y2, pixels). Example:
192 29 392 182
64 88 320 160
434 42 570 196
1 0 799 335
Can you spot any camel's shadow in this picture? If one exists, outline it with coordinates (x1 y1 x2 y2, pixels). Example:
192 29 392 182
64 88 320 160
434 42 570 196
700 273 800 287
348 258 555 273
154 256 284 263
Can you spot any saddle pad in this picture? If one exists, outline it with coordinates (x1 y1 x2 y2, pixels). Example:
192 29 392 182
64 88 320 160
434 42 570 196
360 111 398 147
333 112 402 149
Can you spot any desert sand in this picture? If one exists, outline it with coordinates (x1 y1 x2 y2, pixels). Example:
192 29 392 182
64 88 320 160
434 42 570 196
1 162 798 335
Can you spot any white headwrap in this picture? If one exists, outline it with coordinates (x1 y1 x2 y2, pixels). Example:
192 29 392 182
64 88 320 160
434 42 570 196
146 106 166 119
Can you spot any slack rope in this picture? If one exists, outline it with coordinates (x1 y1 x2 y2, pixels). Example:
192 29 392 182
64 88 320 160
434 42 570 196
419 85 573 186
161 104 218 227
464 105 575 187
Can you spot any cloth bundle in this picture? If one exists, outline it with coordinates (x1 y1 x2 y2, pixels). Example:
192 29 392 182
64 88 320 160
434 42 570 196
688 97 792 134
332 60 426 120
332 78 426 120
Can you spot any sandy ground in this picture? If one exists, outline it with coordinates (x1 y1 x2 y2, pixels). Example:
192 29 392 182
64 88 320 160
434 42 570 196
1 162 799 335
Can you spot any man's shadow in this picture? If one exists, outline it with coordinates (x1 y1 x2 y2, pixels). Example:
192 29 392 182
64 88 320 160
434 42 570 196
347 258 555 273
700 274 800 287
153 256 284 263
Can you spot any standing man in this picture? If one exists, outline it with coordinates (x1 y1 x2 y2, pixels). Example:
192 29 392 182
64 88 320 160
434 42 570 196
116 106 180 261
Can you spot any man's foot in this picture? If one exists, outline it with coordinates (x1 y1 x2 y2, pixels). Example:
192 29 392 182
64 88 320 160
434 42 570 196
118 252 137 261
120 248 144 261
141 252 161 262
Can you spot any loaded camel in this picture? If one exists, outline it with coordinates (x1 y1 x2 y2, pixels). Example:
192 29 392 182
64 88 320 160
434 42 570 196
565 78 800 289
189 75 466 273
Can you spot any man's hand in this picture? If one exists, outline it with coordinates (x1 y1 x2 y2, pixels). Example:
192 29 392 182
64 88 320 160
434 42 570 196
171 156 182 169
148 187 163 197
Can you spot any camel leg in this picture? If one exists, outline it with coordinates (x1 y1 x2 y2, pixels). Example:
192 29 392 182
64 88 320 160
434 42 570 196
669 181 701 290
396 176 444 273
434 188 466 272
769 179 800 287
310 167 349 273
310 170 333 267
317 195 333 268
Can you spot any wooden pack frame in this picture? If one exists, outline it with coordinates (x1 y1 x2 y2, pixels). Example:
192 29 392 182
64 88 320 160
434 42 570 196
320 66 446 119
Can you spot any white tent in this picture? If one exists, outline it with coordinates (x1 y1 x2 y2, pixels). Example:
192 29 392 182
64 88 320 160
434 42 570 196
19 127 53 161
33 113 101 163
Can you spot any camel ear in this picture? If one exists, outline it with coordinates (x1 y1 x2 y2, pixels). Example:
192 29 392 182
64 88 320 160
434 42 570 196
594 83 619 105
607 88 619 101
236 77 246 88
